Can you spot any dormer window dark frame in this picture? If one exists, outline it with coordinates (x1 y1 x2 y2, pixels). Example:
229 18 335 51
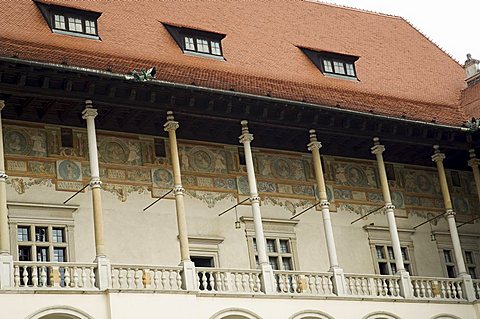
34 1 101 40
163 24 225 59
300 48 359 80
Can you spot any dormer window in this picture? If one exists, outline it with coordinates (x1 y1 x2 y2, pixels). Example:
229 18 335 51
35 1 101 40
300 47 359 80
164 23 225 59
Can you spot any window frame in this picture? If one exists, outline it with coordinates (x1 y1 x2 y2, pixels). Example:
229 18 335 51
8 202 77 263
300 47 359 80
163 23 226 59
364 225 416 275
35 2 101 40
241 217 299 271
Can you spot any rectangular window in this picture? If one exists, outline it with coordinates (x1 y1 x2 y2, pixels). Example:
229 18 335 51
465 251 476 279
60 128 73 148
184 37 195 51
253 238 295 271
52 228 64 243
443 249 456 278
53 248 66 262
385 164 396 181
154 138 166 158
54 14 66 30
17 226 29 242
18 246 31 261
451 171 461 187
68 17 83 32
85 20 96 35
345 63 355 76
196 39 210 53
333 61 345 75
210 41 221 55
375 245 413 275
323 60 333 73
35 227 48 242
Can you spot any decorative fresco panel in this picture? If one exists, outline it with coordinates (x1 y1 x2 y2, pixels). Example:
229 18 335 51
292 185 314 197
29 161 55 175
126 169 151 183
400 169 440 195
7 160 27 172
254 154 306 181
333 162 377 188
98 136 142 166
4 127 47 157
334 188 353 200
453 197 470 215
178 145 228 174
56 160 82 181
213 177 237 190
151 168 174 188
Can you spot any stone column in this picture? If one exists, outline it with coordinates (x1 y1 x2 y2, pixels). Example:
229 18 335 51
82 100 110 290
239 120 275 293
164 111 196 290
468 149 480 204
371 137 412 297
432 145 475 301
0 100 13 288
307 129 345 295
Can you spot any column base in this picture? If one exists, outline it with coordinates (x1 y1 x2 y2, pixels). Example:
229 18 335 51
396 269 413 298
95 256 111 291
259 263 277 294
180 260 197 291
0 254 13 289
459 273 476 302
329 266 346 296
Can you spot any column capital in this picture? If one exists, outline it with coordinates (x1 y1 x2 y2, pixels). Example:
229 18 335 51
164 110 179 132
239 120 254 143
82 100 98 119
445 209 456 217
307 129 322 151
0 172 8 181
89 178 102 188
173 185 185 195
0 100 4 111
431 145 445 163
371 137 385 155
249 195 260 203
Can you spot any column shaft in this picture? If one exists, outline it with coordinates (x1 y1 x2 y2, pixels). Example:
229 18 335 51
308 130 339 269
0 101 9 255
82 101 106 258
468 150 480 204
432 146 466 275
371 138 405 273
239 121 268 266
164 111 190 262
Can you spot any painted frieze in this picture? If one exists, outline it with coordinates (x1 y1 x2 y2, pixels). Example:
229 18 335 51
98 136 142 166
333 162 378 188
178 144 228 174
4 126 47 157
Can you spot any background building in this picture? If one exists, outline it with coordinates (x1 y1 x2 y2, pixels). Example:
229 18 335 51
1 0 480 318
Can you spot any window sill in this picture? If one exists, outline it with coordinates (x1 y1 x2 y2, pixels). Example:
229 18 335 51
52 29 100 41
183 51 225 61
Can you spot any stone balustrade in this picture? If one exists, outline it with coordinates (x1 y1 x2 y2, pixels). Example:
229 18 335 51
7 262 478 303
196 268 262 293
345 273 401 298
411 277 466 300
274 271 334 295
14 261 97 290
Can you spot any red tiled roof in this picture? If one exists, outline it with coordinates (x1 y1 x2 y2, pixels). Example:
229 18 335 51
0 0 468 125
462 83 480 119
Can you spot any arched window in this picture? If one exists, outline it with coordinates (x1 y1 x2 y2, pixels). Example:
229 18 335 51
431 315 462 319
363 312 401 319
210 308 261 319
289 310 335 319
26 306 93 319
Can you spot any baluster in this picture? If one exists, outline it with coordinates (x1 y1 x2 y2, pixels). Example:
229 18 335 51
64 267 71 288
440 281 446 298
110 268 117 289
323 276 330 294
278 273 285 292
126 268 133 288
40 266 47 287
255 273 261 292
143 268 150 289
315 276 322 294
241 273 248 292
413 280 420 297
14 266 20 287
232 273 240 291
200 271 207 290
22 267 29 287
388 278 394 296
456 282 463 300
347 277 355 294
248 273 255 292
215 271 223 291
355 278 362 295
176 270 182 289
394 279 400 297
285 274 292 293
134 268 142 288
361 278 368 295
375 278 383 296
152 270 159 289
73 267 79 288
308 276 315 294
327 276 333 294
291 275 298 293
208 271 216 291
446 281 453 299
81 267 88 288
167 270 174 289
89 266 95 288
31 266 38 287
451 281 458 299
422 280 429 298
367 277 376 296
382 278 388 296
162 269 170 289
118 268 125 288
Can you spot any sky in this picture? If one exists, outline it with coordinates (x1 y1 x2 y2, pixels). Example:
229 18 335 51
317 0 480 64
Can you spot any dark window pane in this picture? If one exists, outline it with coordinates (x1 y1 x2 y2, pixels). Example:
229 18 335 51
269 257 278 270
18 246 31 261
469 267 476 279
266 239 276 253
282 257 292 270
279 240 290 253
37 247 49 262
154 138 166 158
238 148 246 166
378 262 388 275
376 246 385 259
465 251 474 264
35 227 48 242
61 128 73 148
447 265 456 278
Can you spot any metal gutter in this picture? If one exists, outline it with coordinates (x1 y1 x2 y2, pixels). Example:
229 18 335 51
0 56 466 131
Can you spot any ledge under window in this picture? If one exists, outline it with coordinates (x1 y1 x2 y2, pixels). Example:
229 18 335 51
300 47 359 80
35 1 101 40
163 23 226 60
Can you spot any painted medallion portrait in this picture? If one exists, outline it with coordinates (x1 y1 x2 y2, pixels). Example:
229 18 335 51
272 158 292 179
190 147 214 172
346 165 367 187
57 160 82 181
4 129 30 155
152 168 174 188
